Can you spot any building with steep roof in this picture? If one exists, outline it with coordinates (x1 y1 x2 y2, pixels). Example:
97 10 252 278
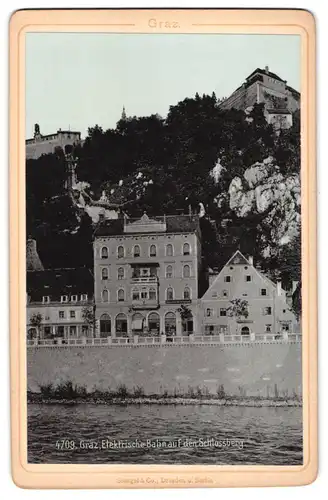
26 268 94 340
219 66 300 130
200 250 299 337
93 212 202 338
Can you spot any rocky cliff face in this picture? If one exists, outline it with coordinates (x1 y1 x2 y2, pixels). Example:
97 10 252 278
215 157 301 257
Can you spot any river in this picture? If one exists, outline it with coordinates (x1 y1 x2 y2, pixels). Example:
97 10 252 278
28 403 303 465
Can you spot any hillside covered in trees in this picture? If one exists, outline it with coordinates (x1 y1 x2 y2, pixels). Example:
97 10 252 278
26 93 301 291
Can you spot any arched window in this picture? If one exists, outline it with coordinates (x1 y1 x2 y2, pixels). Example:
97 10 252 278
183 242 191 256
117 267 124 280
100 313 111 337
133 245 141 257
115 313 127 335
241 326 250 336
165 312 176 336
166 287 174 301
117 289 125 302
149 244 157 257
148 312 160 334
149 287 157 300
183 265 191 278
183 286 191 300
102 289 109 302
166 244 173 257
101 267 108 280
166 265 173 278
101 246 108 259
117 245 124 259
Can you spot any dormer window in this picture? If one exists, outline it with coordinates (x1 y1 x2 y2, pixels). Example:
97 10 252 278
42 296 50 304
61 295 68 303
81 294 88 301
71 295 78 302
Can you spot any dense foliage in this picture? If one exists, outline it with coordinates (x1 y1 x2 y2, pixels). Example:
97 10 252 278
26 93 301 292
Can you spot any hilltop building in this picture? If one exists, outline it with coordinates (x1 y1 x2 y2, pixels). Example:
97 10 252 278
201 250 299 336
219 66 300 130
26 268 94 340
93 212 202 338
26 123 82 160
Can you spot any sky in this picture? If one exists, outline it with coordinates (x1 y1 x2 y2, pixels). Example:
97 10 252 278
25 33 301 138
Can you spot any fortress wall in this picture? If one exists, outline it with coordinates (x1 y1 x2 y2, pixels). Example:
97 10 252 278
27 342 302 397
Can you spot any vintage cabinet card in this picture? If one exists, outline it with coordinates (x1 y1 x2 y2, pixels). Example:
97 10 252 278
9 8 317 488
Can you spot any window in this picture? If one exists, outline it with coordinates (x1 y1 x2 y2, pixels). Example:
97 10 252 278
183 287 191 300
149 287 157 300
166 244 173 257
117 245 124 259
183 242 191 256
42 296 50 304
133 245 141 257
263 306 272 315
69 325 77 336
59 311 65 319
246 275 251 282
219 325 228 334
102 289 109 302
101 246 108 259
166 265 173 278
71 295 78 302
141 288 148 300
81 294 88 301
149 244 156 257
101 268 109 280
224 276 231 283
261 288 267 296
117 267 124 280
206 308 213 317
61 295 68 303
211 292 218 298
70 311 76 319
222 290 228 297
166 287 174 301
118 289 125 302
132 288 139 301
265 324 272 332
220 308 227 317
183 265 191 278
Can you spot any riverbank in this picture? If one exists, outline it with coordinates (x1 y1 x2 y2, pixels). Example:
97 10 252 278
27 382 302 407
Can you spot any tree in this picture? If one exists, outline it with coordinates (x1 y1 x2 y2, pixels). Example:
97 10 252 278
177 305 193 334
82 306 95 336
29 312 43 339
227 299 249 319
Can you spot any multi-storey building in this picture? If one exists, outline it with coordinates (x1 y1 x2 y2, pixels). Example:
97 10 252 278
27 268 94 339
201 251 299 336
93 213 202 338
26 123 82 160
219 66 300 130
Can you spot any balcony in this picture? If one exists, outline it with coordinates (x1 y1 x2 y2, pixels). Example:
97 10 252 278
131 276 158 283
131 299 159 310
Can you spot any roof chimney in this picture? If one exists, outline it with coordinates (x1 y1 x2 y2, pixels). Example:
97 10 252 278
248 256 254 266
276 281 282 296
265 66 269 74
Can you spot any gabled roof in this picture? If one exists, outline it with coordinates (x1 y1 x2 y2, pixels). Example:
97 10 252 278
27 268 94 302
226 250 250 266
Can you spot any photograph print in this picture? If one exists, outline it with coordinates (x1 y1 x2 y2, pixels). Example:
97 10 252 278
25 32 302 466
